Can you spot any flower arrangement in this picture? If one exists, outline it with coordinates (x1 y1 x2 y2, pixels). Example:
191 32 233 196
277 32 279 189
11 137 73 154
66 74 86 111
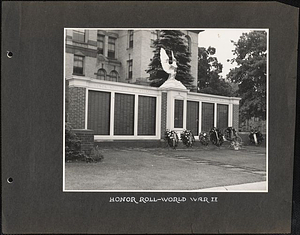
224 127 237 141
180 130 195 147
249 128 264 145
165 129 179 149
199 132 209 146
230 139 242 150
224 127 243 150
209 127 224 147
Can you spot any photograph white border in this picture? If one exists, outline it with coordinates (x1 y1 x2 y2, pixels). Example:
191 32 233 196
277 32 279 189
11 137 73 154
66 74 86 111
63 28 269 193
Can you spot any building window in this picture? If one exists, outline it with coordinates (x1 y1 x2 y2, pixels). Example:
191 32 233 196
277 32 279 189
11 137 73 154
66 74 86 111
109 70 118 82
97 34 105 55
73 55 84 75
108 37 116 59
185 35 191 53
73 30 85 42
96 69 106 80
127 60 133 79
129 30 134 48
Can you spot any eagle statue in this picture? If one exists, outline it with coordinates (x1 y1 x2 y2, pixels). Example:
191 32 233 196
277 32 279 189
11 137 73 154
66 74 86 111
160 48 177 80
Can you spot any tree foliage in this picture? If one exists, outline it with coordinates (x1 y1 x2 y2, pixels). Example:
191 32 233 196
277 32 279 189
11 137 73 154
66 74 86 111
227 31 267 121
198 47 234 96
147 30 194 89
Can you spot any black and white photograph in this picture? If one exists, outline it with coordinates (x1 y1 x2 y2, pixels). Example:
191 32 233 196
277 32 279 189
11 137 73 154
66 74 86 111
3 1 299 234
64 28 268 192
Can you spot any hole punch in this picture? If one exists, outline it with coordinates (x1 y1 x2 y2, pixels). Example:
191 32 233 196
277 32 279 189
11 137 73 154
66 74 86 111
7 51 13 58
7 177 13 183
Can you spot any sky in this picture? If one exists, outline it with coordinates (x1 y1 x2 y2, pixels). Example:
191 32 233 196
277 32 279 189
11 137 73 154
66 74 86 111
198 29 252 78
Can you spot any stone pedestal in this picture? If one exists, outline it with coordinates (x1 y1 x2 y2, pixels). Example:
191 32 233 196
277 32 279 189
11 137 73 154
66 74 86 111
159 79 189 134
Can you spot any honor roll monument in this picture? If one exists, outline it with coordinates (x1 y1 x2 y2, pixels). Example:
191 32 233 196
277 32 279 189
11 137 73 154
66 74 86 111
66 48 240 148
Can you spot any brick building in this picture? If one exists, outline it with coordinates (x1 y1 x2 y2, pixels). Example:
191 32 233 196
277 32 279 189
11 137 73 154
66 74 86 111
65 29 199 86
65 29 240 143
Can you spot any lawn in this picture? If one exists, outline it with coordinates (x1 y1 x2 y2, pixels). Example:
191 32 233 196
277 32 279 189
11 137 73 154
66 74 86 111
64 145 266 191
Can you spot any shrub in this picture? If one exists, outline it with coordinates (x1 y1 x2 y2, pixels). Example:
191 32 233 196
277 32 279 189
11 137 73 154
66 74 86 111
86 146 104 163
65 122 87 161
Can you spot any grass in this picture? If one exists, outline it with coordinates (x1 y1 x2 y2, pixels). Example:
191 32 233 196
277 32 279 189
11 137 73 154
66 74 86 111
64 145 266 191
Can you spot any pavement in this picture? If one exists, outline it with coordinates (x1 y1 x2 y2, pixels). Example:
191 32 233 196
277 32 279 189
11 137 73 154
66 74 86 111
65 145 267 192
197 181 267 192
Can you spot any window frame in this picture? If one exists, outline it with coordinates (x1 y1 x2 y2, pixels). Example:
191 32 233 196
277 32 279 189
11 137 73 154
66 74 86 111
108 37 116 59
97 34 105 55
129 30 134 48
96 69 106 80
109 70 118 82
73 55 84 75
73 30 85 43
127 59 133 79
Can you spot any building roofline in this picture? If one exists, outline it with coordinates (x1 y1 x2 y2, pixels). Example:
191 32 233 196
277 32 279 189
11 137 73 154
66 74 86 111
189 91 241 100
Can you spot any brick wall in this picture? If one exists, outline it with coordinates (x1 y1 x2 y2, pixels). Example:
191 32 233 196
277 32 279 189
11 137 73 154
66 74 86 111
68 87 86 129
73 129 94 154
232 104 239 130
160 92 167 139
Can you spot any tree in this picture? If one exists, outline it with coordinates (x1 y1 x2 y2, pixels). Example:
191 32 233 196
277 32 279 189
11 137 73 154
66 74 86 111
147 30 195 89
227 31 267 121
198 46 234 96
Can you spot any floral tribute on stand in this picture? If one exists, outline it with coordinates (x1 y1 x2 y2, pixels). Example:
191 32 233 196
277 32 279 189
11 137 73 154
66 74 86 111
224 127 243 150
249 128 264 145
209 127 224 147
164 129 179 149
180 130 195 147
199 132 210 146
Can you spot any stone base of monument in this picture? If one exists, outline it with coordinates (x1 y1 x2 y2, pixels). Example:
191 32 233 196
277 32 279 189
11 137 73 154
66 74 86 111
159 78 189 131
159 78 188 91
